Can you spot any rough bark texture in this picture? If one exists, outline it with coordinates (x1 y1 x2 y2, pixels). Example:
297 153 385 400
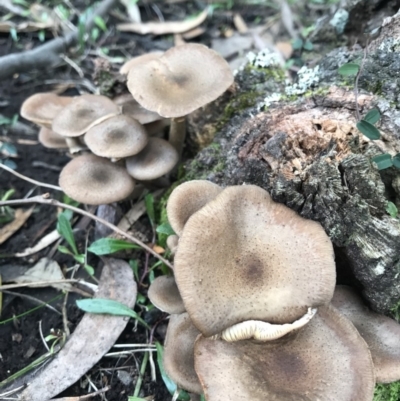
185 6 400 318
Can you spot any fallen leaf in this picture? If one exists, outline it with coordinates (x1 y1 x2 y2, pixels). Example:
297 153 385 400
233 13 248 34
182 26 205 40
275 41 293 59
152 244 165 254
0 207 34 245
120 0 141 23
0 21 53 33
117 7 209 35
18 259 137 401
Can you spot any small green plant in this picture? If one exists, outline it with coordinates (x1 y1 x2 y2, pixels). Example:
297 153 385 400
386 202 398 218
0 189 15 225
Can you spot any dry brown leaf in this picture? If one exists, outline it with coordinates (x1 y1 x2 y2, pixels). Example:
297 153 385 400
0 21 53 33
233 13 248 34
0 207 34 245
275 41 293 59
182 26 205 40
117 7 209 35
18 259 137 401
153 244 165 254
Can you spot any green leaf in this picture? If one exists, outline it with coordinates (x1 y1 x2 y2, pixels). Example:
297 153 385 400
145 193 155 227
57 245 73 256
338 63 359 76
0 143 17 157
303 40 313 51
57 212 78 255
129 259 140 282
156 222 175 236
94 15 107 32
76 299 149 328
292 38 303 50
386 202 398 218
128 398 148 401
84 264 95 276
155 342 190 401
356 120 381 140
364 109 380 125
73 254 85 264
392 153 400 169
372 153 393 170
88 238 139 255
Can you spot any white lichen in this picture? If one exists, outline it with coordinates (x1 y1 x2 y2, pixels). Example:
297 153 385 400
285 65 320 96
329 9 349 34
378 38 400 53
258 93 282 110
246 49 281 69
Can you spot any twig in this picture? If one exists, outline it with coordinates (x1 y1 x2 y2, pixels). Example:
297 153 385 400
0 0 117 80
0 195 173 269
0 279 81 291
0 163 62 192
354 45 369 121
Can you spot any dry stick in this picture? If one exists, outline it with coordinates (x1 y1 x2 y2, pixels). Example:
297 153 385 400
0 0 117 80
0 163 63 192
0 195 173 269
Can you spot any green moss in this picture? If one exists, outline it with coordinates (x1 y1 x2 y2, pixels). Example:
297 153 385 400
374 382 400 401
390 301 400 322
219 91 260 127
244 64 286 82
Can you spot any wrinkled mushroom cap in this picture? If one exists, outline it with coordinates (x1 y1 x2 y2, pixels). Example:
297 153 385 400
119 51 164 75
164 313 202 394
84 115 148 158
127 43 234 118
194 305 375 401
21 93 73 128
38 127 68 149
114 94 163 125
59 153 135 205
52 94 120 137
167 180 222 236
148 275 185 314
332 285 400 383
174 185 336 337
125 137 178 181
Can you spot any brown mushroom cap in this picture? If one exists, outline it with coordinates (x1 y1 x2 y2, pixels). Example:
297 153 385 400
52 95 120 137
127 43 234 118
332 285 400 383
194 305 375 401
148 276 185 314
174 185 336 337
119 51 164 75
166 234 179 256
164 313 202 394
114 94 163 125
21 93 73 128
125 137 179 181
38 127 68 149
84 115 148 158
167 180 222 236
59 153 135 205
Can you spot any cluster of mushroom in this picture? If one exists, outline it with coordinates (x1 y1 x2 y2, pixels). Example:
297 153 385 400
20 44 234 205
148 181 400 400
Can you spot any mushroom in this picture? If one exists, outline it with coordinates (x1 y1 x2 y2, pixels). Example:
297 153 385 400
127 43 234 156
166 180 222 236
166 234 179 256
119 51 164 75
173 185 336 338
332 285 400 383
52 94 120 137
38 127 68 149
59 153 135 205
148 275 185 314
163 313 202 395
194 305 375 401
21 93 73 128
84 115 148 159
125 137 179 181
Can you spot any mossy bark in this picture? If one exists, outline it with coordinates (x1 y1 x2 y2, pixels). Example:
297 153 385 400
184 8 400 323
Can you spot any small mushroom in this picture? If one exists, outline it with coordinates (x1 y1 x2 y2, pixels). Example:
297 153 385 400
59 153 135 205
148 275 185 314
84 115 148 159
173 185 336 337
125 137 179 181
21 93 73 128
52 94 120 137
332 285 400 383
166 234 179 256
38 127 68 149
194 305 375 401
164 313 202 394
166 180 222 236
127 43 234 156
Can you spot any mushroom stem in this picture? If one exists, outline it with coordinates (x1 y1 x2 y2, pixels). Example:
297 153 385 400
65 137 87 154
169 116 186 157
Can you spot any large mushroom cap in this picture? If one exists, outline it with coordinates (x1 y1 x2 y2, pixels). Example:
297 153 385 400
148 275 185 314
59 153 135 205
332 285 400 383
174 185 336 337
38 127 68 149
194 305 375 401
167 180 222 236
21 93 73 128
84 115 148 158
164 313 202 394
52 95 120 137
125 137 178 181
127 43 234 118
